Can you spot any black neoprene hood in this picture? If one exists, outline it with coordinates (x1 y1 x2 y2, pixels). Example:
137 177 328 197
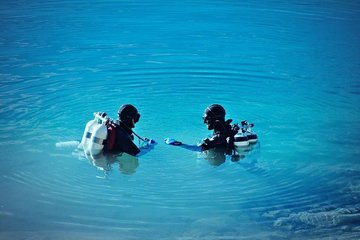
118 104 138 120
204 104 226 119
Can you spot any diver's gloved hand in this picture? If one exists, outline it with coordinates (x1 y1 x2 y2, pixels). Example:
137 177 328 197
164 138 182 146
144 138 156 145
139 138 156 149
199 139 209 151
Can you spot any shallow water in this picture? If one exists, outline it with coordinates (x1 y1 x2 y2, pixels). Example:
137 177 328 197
1 1 360 239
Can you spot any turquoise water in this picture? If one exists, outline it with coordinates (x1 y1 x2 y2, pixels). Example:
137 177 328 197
1 1 360 239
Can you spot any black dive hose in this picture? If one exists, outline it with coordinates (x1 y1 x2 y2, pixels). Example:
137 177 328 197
119 120 147 143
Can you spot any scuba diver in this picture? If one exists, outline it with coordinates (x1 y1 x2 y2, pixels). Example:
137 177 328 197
112 104 142 156
80 104 155 174
164 104 260 166
80 104 155 158
164 104 239 160
164 104 240 166
200 104 238 152
111 104 156 156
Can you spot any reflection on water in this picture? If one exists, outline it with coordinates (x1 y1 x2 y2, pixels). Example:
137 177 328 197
202 148 227 166
85 152 139 175
200 143 260 167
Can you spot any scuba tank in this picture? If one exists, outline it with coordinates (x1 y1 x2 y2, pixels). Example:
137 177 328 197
241 120 258 144
87 117 108 156
80 117 97 152
230 120 258 161
231 122 249 148
232 120 259 147
233 128 249 147
81 112 109 156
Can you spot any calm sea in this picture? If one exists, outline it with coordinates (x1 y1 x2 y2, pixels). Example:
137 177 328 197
1 1 359 239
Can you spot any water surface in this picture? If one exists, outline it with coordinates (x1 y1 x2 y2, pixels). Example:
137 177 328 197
1 1 360 239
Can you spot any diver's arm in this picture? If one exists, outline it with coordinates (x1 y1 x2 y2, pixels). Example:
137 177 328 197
119 139 141 157
199 134 224 151
127 140 141 156
179 143 201 152
164 138 201 152
114 131 141 157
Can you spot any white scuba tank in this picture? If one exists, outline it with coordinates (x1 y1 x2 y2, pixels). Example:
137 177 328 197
244 123 258 144
88 120 108 156
81 112 109 155
234 130 249 148
80 117 98 153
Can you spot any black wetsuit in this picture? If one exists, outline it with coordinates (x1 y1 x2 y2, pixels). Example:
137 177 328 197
112 121 140 156
200 119 237 152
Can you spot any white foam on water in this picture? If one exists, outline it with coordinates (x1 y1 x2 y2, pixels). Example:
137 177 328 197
55 141 80 148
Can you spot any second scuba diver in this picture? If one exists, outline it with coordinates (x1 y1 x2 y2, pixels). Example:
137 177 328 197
165 104 238 154
200 104 237 152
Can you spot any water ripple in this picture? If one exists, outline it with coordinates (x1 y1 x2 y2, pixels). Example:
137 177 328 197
1 0 360 238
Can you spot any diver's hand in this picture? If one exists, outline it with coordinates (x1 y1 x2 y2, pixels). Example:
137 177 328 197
144 138 156 145
139 138 156 149
164 138 182 146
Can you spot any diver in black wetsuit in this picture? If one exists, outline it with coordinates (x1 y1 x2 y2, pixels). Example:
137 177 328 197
164 104 238 165
200 104 237 153
165 104 237 153
112 104 141 156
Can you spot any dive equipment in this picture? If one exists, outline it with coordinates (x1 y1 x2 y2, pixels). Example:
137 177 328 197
81 112 151 156
233 120 258 147
241 120 258 143
81 112 110 156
